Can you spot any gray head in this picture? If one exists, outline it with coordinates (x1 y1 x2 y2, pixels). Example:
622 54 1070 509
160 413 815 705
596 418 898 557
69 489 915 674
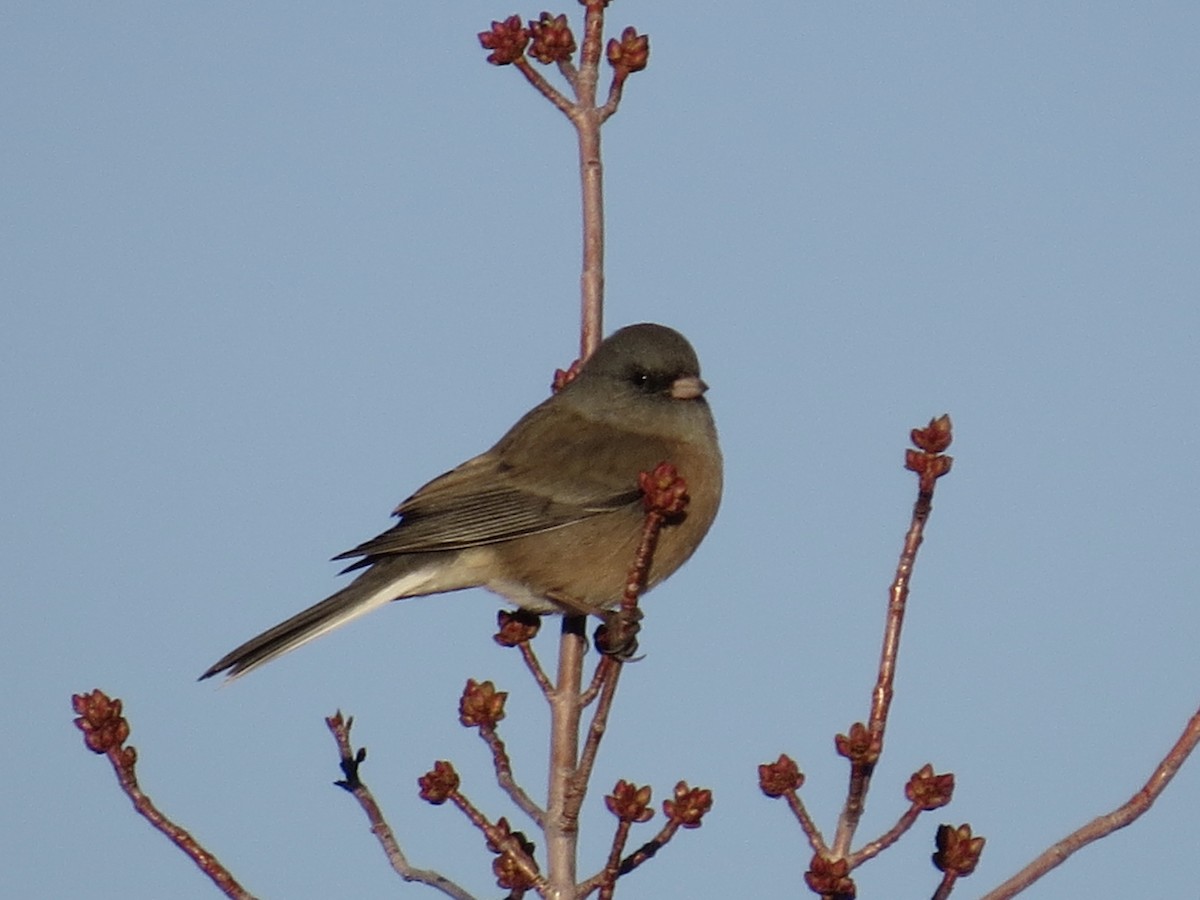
561 323 711 430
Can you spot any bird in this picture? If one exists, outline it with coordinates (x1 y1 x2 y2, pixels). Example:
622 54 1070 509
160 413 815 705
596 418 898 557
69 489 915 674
200 323 722 681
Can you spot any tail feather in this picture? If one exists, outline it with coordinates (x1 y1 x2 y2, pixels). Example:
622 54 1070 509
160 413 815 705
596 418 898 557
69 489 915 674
200 559 437 682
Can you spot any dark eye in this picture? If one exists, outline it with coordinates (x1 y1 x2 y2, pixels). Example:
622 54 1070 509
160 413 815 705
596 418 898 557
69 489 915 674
627 367 670 394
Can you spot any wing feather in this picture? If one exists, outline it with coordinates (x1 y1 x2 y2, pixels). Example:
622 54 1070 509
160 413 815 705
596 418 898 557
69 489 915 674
333 399 666 566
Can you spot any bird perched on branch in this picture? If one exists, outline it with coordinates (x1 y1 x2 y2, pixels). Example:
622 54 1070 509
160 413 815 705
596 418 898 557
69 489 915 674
201 323 722 681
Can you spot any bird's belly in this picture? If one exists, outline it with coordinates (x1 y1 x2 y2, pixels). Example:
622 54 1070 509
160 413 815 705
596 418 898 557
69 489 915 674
485 498 717 615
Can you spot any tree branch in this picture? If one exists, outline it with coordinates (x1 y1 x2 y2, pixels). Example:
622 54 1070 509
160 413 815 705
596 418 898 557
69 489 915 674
980 702 1200 899
71 690 255 900
325 713 475 900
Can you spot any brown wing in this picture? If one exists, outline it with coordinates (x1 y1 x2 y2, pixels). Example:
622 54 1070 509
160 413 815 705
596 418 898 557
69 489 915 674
333 400 658 568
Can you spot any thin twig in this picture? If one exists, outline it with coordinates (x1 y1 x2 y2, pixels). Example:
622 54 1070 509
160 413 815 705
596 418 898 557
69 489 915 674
571 487 676 817
979 703 1200 900
572 2 606 356
783 789 830 856
325 713 475 900
518 639 554 698
831 419 952 857
596 819 632 900
448 788 547 893
579 656 610 707
831 499 928 855
848 804 921 867
831 755 874 860
574 109 604 357
598 73 626 123
571 660 622 815
110 763 252 898
556 57 579 90
870 491 930 735
71 690 254 900
576 819 681 896
931 871 958 900
577 0 606 79
617 820 681 877
479 724 546 826
514 58 575 118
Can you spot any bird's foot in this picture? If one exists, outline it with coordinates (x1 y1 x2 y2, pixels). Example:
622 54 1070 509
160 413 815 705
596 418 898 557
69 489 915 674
594 607 644 661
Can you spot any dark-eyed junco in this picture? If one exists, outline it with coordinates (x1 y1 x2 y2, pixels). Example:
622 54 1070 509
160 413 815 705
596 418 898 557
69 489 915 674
201 323 722 681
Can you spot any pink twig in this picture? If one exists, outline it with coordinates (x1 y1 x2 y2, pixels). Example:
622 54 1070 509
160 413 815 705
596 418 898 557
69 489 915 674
831 416 953 857
479 723 546 826
326 713 474 900
72 690 255 900
980 703 1200 899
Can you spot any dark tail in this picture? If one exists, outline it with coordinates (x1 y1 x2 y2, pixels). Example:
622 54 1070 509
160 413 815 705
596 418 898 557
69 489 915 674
199 560 416 681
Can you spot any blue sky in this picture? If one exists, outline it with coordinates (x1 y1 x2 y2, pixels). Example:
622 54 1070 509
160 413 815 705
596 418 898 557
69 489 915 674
4 3 1199 898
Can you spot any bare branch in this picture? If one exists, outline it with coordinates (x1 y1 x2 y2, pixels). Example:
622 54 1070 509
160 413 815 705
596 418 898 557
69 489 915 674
851 764 954 867
616 821 680 878
572 659 621 811
556 57 579 90
593 780 652 900
479 6 664 892
479 724 546 826
850 805 920 867
448 790 546 894
72 690 255 900
520 641 555 697
784 790 830 857
831 416 953 857
597 74 626 123
579 657 609 707
545 616 588 898
931 871 959 900
514 59 576 119
325 713 475 900
596 818 631 900
980 703 1200 899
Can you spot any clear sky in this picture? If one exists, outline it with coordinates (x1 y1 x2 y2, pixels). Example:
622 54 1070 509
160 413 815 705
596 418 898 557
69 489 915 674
4 3 1199 898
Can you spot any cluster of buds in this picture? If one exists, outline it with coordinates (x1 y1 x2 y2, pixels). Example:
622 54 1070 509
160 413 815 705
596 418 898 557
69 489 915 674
72 689 135 767
905 764 955 811
663 780 712 829
758 753 805 797
606 779 711 829
835 721 882 770
530 12 576 64
551 358 583 393
478 15 529 65
936 825 984 883
494 608 542 645
639 462 690 517
606 26 649 75
417 760 460 805
805 854 856 899
606 780 654 824
906 414 953 493
932 823 986 876
459 679 508 729
488 817 540 891
479 10 649 77
418 754 540 891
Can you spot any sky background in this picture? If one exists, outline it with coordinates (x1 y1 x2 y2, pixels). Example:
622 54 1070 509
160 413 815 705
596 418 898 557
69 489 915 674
3 2 1199 898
